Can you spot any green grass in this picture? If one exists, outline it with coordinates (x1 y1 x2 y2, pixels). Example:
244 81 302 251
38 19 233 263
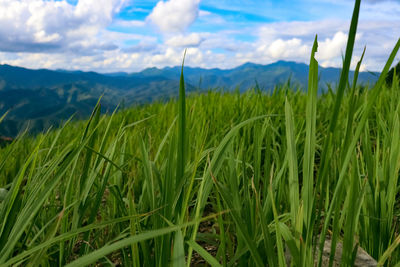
1 1 400 266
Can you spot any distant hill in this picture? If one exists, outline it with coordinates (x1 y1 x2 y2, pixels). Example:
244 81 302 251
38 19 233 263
125 60 379 91
0 61 379 136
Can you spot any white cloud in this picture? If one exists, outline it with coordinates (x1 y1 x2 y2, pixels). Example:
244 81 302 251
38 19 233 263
75 0 126 22
199 10 212 17
257 19 347 41
0 0 127 53
146 0 201 33
267 38 309 59
113 19 147 28
317 31 347 60
0 1 398 73
253 19 400 71
165 33 204 47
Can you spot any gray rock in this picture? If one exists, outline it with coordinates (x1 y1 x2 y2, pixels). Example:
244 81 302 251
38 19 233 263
285 236 377 266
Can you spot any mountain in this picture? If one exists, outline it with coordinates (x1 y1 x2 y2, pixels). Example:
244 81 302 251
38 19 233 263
0 64 186 136
130 60 379 91
0 61 379 136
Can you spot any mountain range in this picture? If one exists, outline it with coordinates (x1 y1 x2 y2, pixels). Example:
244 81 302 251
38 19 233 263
0 60 379 137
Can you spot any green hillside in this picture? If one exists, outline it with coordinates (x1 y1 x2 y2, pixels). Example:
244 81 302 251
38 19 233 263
0 60 378 137
0 64 184 137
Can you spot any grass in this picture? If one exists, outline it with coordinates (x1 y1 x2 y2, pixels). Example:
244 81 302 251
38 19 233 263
1 0 400 266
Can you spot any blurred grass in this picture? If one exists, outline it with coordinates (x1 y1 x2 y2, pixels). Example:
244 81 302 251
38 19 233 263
1 0 400 266
1 73 400 266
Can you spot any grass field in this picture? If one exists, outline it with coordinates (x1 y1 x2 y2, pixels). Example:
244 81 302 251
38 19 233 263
1 0 400 266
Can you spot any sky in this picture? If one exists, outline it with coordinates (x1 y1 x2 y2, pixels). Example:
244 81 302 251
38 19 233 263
0 0 399 73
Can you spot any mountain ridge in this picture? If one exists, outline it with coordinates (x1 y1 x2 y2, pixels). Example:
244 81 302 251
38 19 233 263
0 60 379 136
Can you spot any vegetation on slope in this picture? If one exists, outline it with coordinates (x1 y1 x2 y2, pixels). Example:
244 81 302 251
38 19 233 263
0 60 378 137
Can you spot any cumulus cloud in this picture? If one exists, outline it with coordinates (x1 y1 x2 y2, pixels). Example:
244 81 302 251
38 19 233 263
0 1 398 73
0 0 127 53
123 42 159 53
258 20 347 41
252 18 399 71
165 33 204 47
317 31 347 60
267 38 309 59
146 0 201 33
113 19 146 28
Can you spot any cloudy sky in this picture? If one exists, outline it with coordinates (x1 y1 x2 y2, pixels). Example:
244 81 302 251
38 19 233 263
0 0 399 73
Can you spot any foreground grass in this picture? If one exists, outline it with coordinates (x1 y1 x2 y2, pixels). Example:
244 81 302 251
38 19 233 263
1 78 400 266
1 1 400 266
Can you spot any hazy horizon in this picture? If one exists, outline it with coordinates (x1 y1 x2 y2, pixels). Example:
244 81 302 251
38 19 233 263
1 59 383 75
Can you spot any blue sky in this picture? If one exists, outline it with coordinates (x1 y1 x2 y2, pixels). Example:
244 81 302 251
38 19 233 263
0 0 399 72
